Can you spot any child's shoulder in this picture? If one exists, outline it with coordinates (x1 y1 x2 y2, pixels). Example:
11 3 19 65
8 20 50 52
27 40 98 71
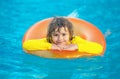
72 36 84 41
71 36 86 43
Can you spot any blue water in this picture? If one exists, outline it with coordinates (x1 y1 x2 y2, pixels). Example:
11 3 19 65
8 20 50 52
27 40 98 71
0 0 120 79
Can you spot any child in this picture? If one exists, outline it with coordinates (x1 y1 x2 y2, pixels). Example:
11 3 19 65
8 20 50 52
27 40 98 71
23 17 103 55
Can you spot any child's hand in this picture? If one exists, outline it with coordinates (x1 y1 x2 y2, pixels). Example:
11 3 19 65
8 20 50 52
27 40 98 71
51 44 61 51
63 44 78 51
51 44 78 51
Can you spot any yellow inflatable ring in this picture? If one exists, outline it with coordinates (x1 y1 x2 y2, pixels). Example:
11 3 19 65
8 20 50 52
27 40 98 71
22 17 106 58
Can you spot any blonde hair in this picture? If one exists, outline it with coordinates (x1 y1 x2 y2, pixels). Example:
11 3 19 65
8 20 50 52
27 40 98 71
47 17 74 43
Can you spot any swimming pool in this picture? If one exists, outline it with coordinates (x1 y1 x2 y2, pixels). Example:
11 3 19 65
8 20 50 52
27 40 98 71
0 0 119 79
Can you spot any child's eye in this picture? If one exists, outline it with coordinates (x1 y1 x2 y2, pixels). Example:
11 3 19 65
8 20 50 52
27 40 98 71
62 33 66 36
53 34 58 36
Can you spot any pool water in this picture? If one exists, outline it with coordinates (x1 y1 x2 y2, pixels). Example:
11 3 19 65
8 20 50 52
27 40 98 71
0 0 120 79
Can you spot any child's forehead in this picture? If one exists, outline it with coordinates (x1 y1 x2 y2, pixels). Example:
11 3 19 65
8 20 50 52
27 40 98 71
54 27 69 32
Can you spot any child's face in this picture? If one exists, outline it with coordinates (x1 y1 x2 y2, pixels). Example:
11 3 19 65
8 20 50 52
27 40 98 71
51 27 70 46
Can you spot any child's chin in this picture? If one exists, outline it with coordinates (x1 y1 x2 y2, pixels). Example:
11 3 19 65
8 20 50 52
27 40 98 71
56 43 67 46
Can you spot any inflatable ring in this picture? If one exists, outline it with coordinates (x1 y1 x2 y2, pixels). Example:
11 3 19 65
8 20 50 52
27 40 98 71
22 17 106 58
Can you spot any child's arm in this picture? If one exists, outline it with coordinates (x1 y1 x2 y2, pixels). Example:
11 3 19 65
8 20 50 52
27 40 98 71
23 38 61 51
22 38 52 51
72 36 103 55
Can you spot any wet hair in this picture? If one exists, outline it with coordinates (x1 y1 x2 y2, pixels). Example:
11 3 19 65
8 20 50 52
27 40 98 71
47 17 74 43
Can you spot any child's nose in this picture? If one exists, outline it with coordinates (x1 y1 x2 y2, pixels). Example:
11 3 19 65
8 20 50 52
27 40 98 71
58 35 63 40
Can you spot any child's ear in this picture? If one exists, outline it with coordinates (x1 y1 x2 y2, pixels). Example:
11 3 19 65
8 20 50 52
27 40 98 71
73 34 75 37
70 34 75 40
50 37 52 43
